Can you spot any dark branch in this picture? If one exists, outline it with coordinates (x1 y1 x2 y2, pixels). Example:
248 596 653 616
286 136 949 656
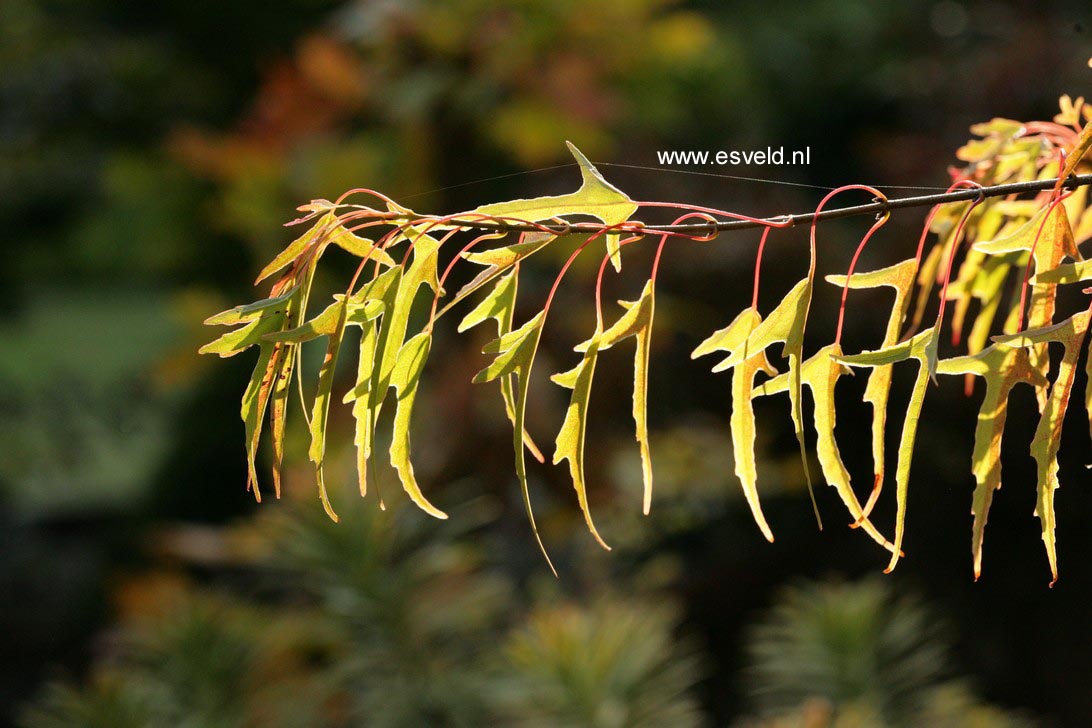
398 173 1092 235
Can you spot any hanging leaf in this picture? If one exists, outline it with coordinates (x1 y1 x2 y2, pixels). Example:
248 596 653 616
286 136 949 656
575 280 656 514
692 307 777 541
755 344 899 555
268 288 309 499
440 232 561 317
976 204 1080 407
551 334 610 549
199 309 289 358
471 142 636 271
306 300 349 521
1054 117 1092 194
264 296 384 344
825 258 917 516
474 311 555 573
339 265 404 497
389 332 446 519
256 213 396 285
201 290 301 501
358 229 445 516
203 288 298 327
327 224 398 267
255 217 331 284
965 255 1018 361
836 328 939 572
936 345 1047 579
994 310 1092 585
706 278 820 525
458 267 544 462
1033 258 1092 285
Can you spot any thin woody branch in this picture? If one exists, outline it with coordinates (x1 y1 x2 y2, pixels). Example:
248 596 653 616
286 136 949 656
393 173 1092 235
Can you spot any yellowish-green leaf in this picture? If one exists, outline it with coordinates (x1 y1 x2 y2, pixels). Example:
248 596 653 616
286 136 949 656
255 215 332 284
936 345 1047 579
462 232 557 268
825 258 917 514
307 300 349 522
472 142 636 271
350 319 379 497
458 268 544 462
703 277 819 524
345 228 446 518
342 266 404 496
976 203 1079 408
757 344 898 555
327 225 397 267
474 311 555 573
1055 117 1092 192
1033 258 1092 285
994 310 1092 585
576 280 656 514
204 289 297 326
264 297 383 345
692 307 777 541
389 332 446 519
551 334 610 549
837 328 939 572
438 232 573 321
199 313 285 358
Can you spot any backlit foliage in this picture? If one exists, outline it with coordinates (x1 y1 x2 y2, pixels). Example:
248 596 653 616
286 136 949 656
203 97 1092 583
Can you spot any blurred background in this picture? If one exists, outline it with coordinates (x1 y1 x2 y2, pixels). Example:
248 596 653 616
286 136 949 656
2 0 1091 725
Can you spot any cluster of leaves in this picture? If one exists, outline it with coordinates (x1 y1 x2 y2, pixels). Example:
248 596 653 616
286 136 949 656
203 96 1092 582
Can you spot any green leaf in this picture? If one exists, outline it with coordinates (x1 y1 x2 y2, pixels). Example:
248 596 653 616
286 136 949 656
692 307 777 541
837 328 939 572
965 255 1017 358
551 334 610 549
327 225 397 267
200 296 295 502
976 203 1079 409
439 232 562 319
255 213 396 285
350 319 379 497
1032 258 1092 285
474 311 555 574
994 310 1092 585
263 297 383 345
936 344 1046 579
576 280 656 514
268 287 310 499
825 258 917 515
199 314 283 358
1055 117 1092 190
458 268 544 462
389 332 446 519
462 232 557 268
240 345 276 503
342 266 404 497
307 300 349 521
756 344 898 555
344 229 447 517
705 277 819 525
255 215 331 284
471 142 636 271
203 288 297 326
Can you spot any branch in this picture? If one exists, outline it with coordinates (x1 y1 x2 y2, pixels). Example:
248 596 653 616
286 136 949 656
397 173 1092 235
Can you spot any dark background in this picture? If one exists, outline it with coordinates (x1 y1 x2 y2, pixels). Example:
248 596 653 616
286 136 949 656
2 0 1091 725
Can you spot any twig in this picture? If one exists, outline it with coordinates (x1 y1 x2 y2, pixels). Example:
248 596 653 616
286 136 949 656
394 173 1092 235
